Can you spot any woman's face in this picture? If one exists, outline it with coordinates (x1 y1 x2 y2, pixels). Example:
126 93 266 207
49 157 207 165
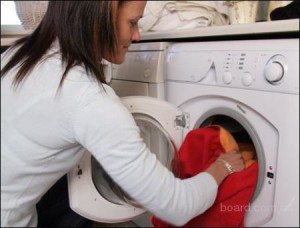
105 1 146 64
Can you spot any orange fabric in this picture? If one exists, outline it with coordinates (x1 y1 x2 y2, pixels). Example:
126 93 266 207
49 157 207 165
239 142 257 168
219 126 239 152
152 126 258 227
219 126 256 168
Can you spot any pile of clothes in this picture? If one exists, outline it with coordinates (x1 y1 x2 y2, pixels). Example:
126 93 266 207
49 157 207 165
152 125 258 227
139 1 230 32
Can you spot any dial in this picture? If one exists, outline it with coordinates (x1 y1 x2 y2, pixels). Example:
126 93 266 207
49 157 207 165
264 55 287 84
265 62 284 82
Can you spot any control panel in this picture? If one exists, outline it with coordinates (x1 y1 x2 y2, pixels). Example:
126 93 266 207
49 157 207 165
216 51 297 94
167 39 299 95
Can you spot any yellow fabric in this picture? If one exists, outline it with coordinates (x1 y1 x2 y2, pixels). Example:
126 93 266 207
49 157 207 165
219 126 239 152
218 126 256 168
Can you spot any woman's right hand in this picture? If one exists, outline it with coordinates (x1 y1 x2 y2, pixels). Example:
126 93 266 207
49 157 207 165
205 151 245 186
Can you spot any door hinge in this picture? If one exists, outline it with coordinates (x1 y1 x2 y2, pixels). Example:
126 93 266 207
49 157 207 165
175 113 190 128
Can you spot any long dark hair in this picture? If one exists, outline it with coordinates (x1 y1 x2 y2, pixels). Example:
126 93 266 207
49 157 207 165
1 1 122 88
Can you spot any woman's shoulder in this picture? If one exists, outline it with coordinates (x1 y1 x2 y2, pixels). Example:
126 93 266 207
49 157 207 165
57 66 118 104
75 81 119 106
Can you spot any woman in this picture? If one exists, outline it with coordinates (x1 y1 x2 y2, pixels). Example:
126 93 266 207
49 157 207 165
1 1 244 227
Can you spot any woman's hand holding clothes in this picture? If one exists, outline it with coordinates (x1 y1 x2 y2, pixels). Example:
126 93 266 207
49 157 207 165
205 151 245 186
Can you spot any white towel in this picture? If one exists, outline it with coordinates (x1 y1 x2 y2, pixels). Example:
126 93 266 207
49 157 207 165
139 1 229 32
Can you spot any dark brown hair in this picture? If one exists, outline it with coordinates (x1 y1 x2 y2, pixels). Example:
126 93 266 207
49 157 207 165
1 1 123 88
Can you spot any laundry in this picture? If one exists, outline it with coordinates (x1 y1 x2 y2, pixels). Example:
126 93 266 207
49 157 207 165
152 125 258 227
238 142 257 168
139 1 229 32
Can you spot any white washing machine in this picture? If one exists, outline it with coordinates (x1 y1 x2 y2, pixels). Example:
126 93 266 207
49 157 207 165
165 39 299 227
67 39 299 227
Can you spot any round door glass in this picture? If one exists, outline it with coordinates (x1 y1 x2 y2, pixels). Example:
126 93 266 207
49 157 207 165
91 113 176 206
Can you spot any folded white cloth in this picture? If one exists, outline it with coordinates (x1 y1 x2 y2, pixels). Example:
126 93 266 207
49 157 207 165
14 1 48 30
139 1 229 32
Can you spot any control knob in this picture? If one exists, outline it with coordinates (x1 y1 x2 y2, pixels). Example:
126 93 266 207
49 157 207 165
264 55 287 84
242 72 253 86
222 71 232 84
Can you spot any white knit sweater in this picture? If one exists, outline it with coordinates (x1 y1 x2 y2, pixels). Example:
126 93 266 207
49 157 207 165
1 46 217 227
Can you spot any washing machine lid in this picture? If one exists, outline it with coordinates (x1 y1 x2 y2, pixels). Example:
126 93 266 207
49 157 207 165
68 96 184 223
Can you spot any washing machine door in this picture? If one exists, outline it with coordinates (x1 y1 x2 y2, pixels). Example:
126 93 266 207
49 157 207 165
68 96 183 223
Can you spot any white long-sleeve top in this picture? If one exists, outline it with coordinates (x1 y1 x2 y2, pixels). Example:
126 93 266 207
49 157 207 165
1 46 218 227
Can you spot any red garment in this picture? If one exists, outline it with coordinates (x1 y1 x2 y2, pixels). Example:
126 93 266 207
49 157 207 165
152 126 258 227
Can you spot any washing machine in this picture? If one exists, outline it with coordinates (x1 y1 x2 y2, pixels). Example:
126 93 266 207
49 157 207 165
165 39 299 227
68 42 177 226
67 39 299 227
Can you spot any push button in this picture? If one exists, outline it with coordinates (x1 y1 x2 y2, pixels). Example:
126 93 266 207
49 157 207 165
222 71 232 84
267 172 274 179
242 72 254 86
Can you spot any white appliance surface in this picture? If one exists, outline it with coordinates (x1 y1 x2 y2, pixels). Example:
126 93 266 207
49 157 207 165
109 42 169 99
166 39 299 227
68 39 299 227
